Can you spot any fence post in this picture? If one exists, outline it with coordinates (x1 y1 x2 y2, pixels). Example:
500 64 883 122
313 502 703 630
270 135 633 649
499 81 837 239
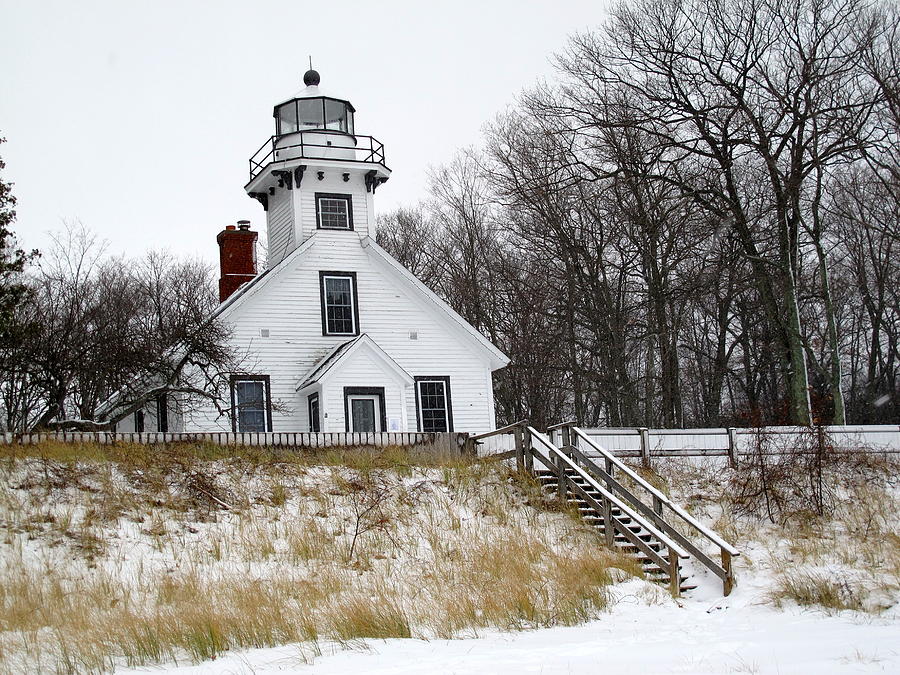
561 424 571 454
639 427 651 469
727 427 738 468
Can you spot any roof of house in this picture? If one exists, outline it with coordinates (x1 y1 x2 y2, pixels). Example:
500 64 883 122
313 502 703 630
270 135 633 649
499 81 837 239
360 237 510 369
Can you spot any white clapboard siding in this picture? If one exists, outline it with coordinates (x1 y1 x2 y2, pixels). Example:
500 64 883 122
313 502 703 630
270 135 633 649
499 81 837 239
295 171 372 243
114 395 185 433
186 229 496 433
266 190 294 267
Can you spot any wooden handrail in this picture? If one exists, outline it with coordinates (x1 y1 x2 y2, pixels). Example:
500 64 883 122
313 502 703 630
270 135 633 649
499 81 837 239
573 427 740 557
546 420 578 432
528 428 689 560
469 420 528 442
563 442 731 582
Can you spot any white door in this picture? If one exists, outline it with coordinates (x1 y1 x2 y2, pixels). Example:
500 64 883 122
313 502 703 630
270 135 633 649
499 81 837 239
348 395 381 432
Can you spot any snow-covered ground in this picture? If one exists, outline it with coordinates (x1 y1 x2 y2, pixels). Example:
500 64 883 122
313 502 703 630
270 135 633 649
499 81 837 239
118 546 900 675
2 448 898 674
127 593 898 675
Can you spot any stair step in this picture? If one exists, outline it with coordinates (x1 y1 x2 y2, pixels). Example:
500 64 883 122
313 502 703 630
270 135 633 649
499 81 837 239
532 469 695 596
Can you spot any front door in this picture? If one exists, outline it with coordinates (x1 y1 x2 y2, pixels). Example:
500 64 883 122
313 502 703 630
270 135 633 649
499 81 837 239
348 395 381 432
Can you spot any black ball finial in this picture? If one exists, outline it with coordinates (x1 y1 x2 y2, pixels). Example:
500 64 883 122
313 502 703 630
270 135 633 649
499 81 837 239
303 69 320 86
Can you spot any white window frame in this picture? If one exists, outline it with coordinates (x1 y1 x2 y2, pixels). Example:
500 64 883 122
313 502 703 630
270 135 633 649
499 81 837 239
316 193 353 230
347 394 382 433
415 377 452 433
231 376 271 433
320 272 358 336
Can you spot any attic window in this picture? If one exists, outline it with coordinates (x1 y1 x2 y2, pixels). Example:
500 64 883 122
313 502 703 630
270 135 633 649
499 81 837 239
319 271 360 336
316 193 353 230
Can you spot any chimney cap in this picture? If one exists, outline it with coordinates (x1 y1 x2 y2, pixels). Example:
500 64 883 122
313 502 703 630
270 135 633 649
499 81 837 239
237 220 251 230
225 225 236 231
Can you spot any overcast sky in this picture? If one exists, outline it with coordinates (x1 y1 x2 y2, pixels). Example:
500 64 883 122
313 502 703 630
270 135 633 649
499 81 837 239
1 0 609 265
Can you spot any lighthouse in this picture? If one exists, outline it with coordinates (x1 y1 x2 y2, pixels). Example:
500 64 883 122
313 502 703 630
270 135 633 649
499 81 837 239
113 68 509 435
244 69 391 268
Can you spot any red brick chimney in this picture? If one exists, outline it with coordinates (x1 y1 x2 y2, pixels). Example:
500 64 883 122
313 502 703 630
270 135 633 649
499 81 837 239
217 220 258 302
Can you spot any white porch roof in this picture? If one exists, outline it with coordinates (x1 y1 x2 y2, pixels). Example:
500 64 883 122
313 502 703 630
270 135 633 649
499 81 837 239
295 334 414 392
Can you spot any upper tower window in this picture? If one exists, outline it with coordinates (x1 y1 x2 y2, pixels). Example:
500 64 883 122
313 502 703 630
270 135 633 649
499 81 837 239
316 193 353 230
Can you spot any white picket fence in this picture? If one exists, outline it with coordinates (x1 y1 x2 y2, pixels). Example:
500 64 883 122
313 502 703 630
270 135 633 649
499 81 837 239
0 431 471 455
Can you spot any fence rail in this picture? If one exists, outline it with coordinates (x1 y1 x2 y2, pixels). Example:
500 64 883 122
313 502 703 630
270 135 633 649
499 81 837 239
475 424 900 465
0 431 470 455
576 425 900 467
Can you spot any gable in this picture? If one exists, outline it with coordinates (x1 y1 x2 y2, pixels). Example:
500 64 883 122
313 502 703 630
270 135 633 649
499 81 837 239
360 238 509 368
215 231 509 371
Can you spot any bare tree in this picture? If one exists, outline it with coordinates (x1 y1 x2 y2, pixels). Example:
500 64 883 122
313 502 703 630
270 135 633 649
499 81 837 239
0 222 240 432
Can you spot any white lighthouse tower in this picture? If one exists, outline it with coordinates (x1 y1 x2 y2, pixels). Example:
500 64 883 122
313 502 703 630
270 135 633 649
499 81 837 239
244 69 391 268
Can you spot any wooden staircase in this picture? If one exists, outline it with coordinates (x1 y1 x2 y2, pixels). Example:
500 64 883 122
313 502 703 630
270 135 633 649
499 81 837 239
475 423 740 597
534 469 698 593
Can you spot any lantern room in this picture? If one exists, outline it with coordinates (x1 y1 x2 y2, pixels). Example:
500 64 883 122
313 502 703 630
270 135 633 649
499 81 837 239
245 69 389 190
274 69 356 135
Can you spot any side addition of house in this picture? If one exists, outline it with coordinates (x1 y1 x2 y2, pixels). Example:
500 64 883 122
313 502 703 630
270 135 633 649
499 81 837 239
146 69 507 435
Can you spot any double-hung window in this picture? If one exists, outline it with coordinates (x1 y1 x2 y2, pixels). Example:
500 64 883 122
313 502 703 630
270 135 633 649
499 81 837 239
415 376 453 432
316 193 353 230
319 271 359 336
230 375 272 432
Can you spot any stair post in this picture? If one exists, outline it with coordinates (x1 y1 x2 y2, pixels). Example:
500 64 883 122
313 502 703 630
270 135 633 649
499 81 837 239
602 496 614 546
668 545 681 597
523 425 534 475
514 425 524 473
722 549 734 596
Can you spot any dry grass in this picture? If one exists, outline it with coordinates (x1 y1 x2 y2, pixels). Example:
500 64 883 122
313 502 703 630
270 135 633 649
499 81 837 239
0 442 639 673
651 452 900 615
768 570 865 613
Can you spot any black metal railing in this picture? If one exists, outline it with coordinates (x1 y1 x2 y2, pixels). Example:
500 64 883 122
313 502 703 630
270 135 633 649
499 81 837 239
248 131 387 182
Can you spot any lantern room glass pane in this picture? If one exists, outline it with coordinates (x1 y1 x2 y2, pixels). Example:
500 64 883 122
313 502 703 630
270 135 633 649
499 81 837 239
347 110 355 135
325 99 349 132
277 102 298 134
297 98 325 130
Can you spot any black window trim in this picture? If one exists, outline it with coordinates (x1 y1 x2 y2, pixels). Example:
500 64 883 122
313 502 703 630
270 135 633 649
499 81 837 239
414 376 454 433
315 192 354 231
343 386 386 433
156 392 169 433
319 271 360 336
134 409 145 433
308 392 320 433
229 374 273 433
